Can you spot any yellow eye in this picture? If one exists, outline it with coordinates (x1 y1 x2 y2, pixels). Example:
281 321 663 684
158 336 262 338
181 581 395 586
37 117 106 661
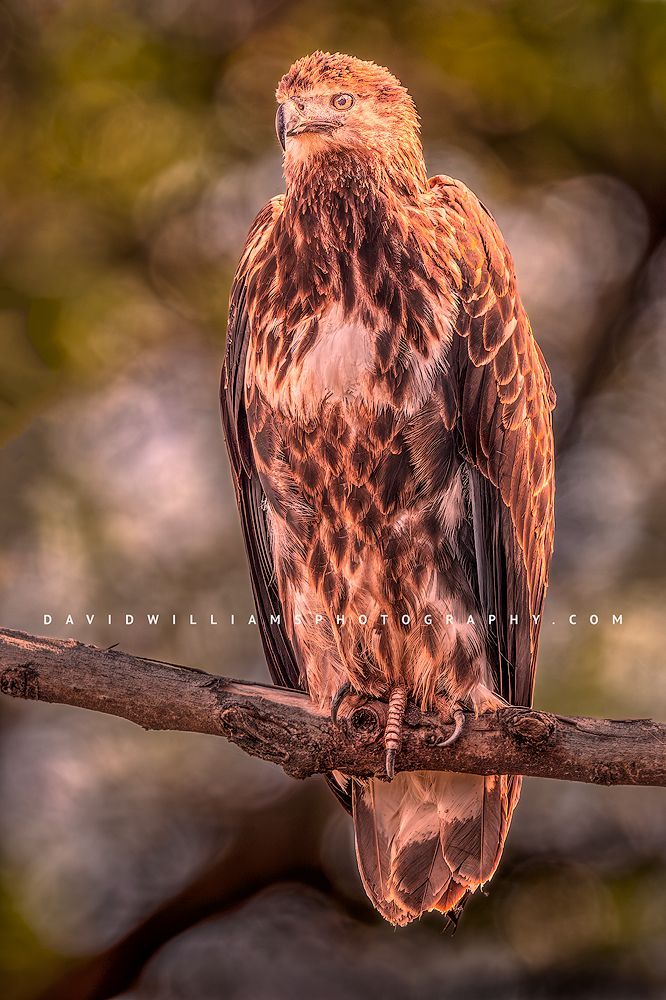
331 93 354 111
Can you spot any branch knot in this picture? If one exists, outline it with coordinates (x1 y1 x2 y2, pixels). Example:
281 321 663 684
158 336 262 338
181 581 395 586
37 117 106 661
1 663 39 700
216 702 292 766
504 709 556 746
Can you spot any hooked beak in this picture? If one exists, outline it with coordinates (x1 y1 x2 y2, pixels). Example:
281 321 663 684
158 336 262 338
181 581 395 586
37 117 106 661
276 104 340 151
275 104 287 151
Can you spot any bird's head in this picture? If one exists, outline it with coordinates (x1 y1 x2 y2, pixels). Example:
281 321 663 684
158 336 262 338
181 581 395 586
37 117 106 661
275 51 427 192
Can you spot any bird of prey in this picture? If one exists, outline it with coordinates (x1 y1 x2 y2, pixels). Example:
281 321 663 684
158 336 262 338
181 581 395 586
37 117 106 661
221 51 555 926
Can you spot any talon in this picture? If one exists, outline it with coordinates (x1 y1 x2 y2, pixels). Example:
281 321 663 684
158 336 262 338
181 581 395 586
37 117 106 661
330 681 353 727
384 685 407 779
436 705 466 747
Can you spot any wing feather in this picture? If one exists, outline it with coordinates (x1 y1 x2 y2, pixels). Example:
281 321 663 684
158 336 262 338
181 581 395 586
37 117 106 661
220 197 302 692
431 175 556 706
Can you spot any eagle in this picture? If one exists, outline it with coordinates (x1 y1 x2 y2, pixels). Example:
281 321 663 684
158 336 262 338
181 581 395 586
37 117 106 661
221 51 555 926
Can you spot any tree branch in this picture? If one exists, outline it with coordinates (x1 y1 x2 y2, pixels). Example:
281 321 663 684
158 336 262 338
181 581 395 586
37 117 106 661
1 628 664 787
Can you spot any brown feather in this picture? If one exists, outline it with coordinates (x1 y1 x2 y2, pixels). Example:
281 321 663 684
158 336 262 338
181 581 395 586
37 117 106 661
221 52 555 926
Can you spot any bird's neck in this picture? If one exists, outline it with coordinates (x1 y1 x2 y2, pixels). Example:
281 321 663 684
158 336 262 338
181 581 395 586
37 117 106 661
282 148 429 250
250 149 451 362
250 149 442 336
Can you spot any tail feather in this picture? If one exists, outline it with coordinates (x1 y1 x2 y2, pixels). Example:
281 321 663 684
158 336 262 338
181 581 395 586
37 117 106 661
352 780 405 925
352 771 521 925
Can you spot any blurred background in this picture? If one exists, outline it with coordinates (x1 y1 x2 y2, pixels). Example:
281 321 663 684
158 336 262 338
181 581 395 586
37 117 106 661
0 0 665 997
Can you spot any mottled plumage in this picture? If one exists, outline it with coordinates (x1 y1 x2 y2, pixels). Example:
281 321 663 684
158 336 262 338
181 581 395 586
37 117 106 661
221 51 555 925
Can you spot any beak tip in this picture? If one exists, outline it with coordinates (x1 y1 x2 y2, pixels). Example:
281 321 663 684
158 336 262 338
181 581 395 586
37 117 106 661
275 104 287 152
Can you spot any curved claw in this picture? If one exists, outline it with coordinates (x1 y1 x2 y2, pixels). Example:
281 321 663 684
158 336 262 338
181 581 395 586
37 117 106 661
330 681 353 727
385 748 397 780
437 707 466 748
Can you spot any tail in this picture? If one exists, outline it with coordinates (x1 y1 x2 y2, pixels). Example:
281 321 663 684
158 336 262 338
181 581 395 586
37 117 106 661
352 770 521 926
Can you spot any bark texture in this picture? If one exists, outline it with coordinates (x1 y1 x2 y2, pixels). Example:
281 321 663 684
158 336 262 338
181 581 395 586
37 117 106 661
1 628 664 786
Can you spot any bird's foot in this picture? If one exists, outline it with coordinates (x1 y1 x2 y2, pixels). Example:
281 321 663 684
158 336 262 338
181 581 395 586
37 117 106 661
330 681 366 727
330 682 409 781
433 700 467 748
433 684 506 748
467 683 508 718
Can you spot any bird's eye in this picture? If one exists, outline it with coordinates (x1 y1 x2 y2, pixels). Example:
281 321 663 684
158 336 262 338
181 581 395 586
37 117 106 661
331 93 354 111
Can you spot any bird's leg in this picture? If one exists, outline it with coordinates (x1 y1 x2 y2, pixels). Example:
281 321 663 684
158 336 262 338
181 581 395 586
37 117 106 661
384 684 408 779
331 681 408 779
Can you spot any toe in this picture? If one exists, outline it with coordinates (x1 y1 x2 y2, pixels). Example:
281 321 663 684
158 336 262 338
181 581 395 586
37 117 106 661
435 704 466 747
330 681 353 727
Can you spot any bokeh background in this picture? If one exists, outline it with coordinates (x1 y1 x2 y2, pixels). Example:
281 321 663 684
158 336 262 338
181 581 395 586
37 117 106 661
1 1 665 997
